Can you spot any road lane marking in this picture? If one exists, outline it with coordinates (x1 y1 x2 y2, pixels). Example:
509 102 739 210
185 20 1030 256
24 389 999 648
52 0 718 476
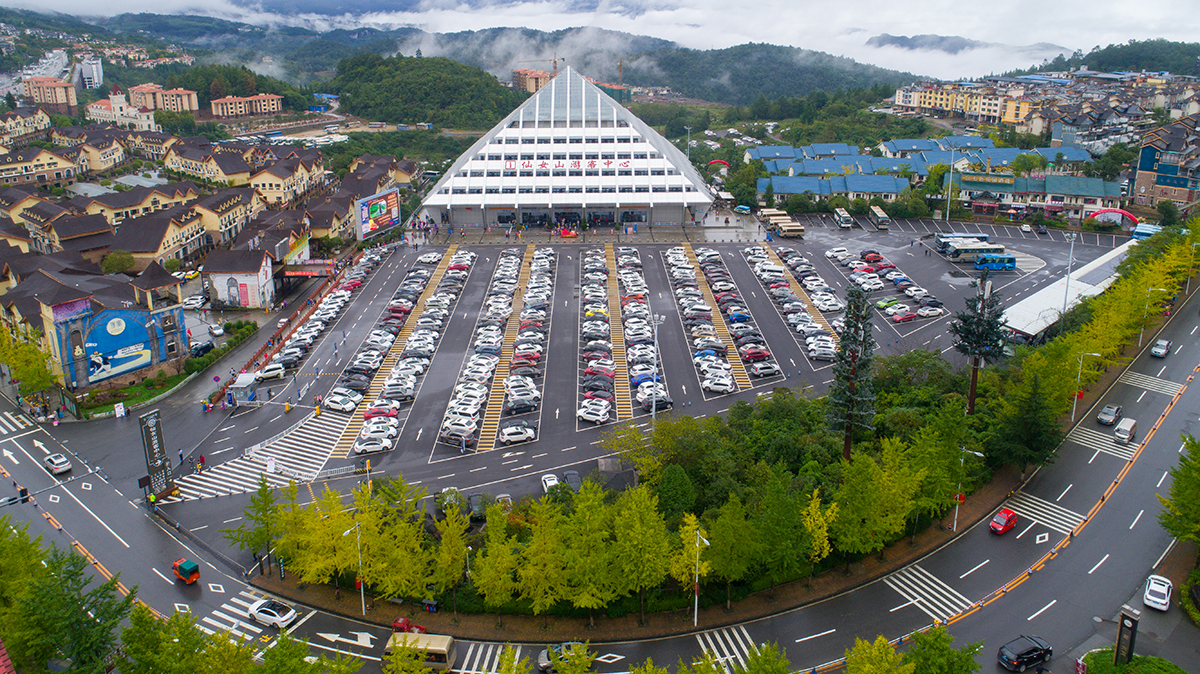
959 559 989 579
1130 510 1143 529
1056 484 1071 501
1088 554 1109 574
1158 471 1169 488
795 628 836 643
437 474 455 480
1027 599 1056 621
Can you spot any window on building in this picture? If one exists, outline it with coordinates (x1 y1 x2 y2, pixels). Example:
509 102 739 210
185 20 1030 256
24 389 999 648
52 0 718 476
552 186 567 193
536 170 551 177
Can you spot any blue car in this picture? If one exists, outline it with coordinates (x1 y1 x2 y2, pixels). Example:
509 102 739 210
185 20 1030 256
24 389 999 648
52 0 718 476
892 277 910 285
727 312 751 322
630 372 662 386
474 344 502 355
693 349 718 359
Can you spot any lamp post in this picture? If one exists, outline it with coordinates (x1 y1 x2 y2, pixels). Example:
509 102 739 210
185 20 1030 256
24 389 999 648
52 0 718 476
945 146 955 224
952 448 985 532
1187 242 1200 294
1072 352 1102 422
651 313 665 423
1062 232 1077 316
466 546 472 580
684 126 692 161
1138 287 1167 347
693 528 709 626
342 523 365 616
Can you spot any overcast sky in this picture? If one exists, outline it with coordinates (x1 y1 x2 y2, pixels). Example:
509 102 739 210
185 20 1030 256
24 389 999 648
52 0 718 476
20 0 1198 78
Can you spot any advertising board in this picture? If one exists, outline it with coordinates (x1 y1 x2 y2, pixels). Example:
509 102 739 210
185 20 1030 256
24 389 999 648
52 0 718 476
355 188 400 240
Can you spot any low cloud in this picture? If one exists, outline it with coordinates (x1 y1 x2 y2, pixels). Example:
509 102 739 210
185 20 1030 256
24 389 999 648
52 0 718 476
22 0 1198 79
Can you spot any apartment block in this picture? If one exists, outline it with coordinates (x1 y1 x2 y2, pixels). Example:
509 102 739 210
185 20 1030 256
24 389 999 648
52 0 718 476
210 94 283 119
21 76 77 115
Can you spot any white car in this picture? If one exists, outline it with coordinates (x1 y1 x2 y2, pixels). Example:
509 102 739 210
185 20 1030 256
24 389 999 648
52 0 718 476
825 247 849 258
885 304 911 316
541 474 560 493
248 599 298 629
702 378 737 394
182 296 206 310
1144 574 1172 611
917 306 943 317
418 252 443 264
355 438 394 454
1019 224 1032 233
255 363 287 381
324 395 357 413
360 425 399 440
500 426 536 445
905 287 929 299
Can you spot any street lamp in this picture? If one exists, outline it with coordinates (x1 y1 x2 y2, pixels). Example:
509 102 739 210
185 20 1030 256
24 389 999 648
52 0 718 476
684 126 692 161
952 448 985 532
1187 242 1200 294
1062 232 1077 316
1071 352 1102 422
1138 287 1168 347
466 546 472 580
342 523 365 616
651 313 666 423
693 528 709 626
945 146 955 224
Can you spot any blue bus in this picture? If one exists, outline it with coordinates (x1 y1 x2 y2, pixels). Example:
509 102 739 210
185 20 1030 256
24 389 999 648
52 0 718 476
974 254 1017 271
263 130 283 138
947 242 1006 262
935 232 990 251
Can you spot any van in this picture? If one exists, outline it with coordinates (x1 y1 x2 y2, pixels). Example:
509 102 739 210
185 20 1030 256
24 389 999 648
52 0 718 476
1114 418 1137 444
756 263 785 275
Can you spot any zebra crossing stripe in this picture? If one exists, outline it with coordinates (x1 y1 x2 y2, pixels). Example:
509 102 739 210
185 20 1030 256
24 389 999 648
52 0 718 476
883 565 971 622
1118 371 1182 396
3 412 26 429
0 415 17 433
1068 427 1136 461
1005 492 1085 535
695 627 754 672
454 643 522 674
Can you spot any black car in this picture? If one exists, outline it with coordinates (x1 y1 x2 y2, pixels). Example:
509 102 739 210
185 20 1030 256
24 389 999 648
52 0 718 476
562 470 582 493
510 366 542 378
642 397 673 412
918 297 943 308
274 355 301 370
626 336 654 346
344 365 374 377
337 379 370 392
504 399 538 416
737 335 767 347
190 340 215 358
583 380 615 393
500 419 538 431
997 636 1051 672
467 493 487 523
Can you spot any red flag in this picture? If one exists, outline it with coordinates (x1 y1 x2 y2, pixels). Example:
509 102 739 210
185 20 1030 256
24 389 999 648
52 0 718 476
187 328 192 337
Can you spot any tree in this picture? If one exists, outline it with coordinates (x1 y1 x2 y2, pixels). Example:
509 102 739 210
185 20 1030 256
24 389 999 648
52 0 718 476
611 485 670 624
707 494 760 610
383 634 429 674
6 546 136 673
744 643 790 674
295 485 355 598
102 249 135 275
800 489 838 583
221 475 278 566
749 463 805 594
497 645 530 674
656 463 696 519
518 499 567 626
832 447 917 566
668 513 710 593
827 284 877 459
1158 434 1200 545
628 659 671 674
430 506 469 618
992 371 1064 480
762 180 774 208
901 626 982 674
562 482 616 627
551 642 597 674
121 604 257 674
845 636 913 674
1009 152 1048 177
473 505 518 626
164 258 182 272
6 338 56 398
1157 199 1181 227
5 92 15 110
949 272 1006 414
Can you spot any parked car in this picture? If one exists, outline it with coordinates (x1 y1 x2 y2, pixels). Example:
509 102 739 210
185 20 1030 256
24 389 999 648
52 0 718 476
996 636 1051 672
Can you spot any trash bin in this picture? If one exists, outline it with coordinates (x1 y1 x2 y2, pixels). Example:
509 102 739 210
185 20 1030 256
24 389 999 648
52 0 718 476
421 599 439 613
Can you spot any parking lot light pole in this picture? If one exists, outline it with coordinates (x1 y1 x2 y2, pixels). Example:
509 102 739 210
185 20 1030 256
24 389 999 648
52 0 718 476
953 448 985 532
1187 242 1200 294
1062 232 1077 316
1139 287 1168 347
651 313 665 423
1072 352 1102 422
945 147 955 224
693 528 709 626
342 523 365 616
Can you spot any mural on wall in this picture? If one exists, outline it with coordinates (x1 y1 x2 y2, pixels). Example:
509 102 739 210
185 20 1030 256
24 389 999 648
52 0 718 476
79 312 153 382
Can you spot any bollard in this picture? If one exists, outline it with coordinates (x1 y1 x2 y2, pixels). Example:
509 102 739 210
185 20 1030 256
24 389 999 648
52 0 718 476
315 405 321 417
285 402 292 413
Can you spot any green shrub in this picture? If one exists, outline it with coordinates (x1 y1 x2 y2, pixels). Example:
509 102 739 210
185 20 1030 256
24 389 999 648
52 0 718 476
1082 648 1188 674
1180 563 1200 625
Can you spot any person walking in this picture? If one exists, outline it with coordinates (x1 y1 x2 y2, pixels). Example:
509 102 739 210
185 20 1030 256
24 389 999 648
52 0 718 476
179 449 184 465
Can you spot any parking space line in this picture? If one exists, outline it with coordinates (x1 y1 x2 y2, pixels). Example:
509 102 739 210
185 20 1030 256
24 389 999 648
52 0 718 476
606 244 634 420
477 244 538 453
683 244 751 389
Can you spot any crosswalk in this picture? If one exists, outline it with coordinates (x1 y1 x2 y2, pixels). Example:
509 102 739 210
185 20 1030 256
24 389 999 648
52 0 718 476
196 590 268 641
161 410 352 502
883 565 972 624
1118 370 1182 397
455 642 525 674
1010 251 1045 274
0 410 32 434
1004 492 1086 535
695 625 758 672
1067 426 1137 461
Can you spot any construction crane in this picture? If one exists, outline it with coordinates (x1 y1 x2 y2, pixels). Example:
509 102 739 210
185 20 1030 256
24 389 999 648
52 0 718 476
518 53 563 76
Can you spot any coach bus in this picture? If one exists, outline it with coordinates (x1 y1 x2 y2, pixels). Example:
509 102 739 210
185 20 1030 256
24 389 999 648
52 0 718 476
973 254 1017 271
263 130 283 138
384 634 457 670
868 206 890 230
834 208 854 228
777 222 806 238
947 242 1006 262
935 232 990 250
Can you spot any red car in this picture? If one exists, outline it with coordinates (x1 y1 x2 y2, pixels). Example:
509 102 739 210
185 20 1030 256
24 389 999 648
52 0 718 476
863 253 883 262
510 357 539 369
990 508 1018 534
584 390 615 401
874 262 896 270
714 292 739 301
584 364 615 377
769 282 790 289
363 407 399 420
448 262 470 271
740 347 771 362
621 293 645 300
580 350 611 362
520 321 543 329
892 312 918 323
392 617 427 634
340 280 362 290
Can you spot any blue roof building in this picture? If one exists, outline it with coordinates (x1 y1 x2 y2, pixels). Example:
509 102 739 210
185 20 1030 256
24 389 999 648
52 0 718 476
938 136 996 150
877 138 941 158
801 143 858 159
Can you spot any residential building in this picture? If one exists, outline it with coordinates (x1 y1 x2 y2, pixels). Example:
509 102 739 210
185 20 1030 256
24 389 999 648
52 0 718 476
21 76 77 115
210 94 283 119
0 147 77 189
127 83 199 113
949 172 1123 219
201 249 273 309
0 107 52 149
47 213 114 262
68 181 199 224
164 143 252 186
250 155 322 206
1131 114 1200 208
122 130 178 160
304 194 355 240
513 68 553 93
77 55 103 89
107 204 207 269
188 188 264 247
84 86 157 132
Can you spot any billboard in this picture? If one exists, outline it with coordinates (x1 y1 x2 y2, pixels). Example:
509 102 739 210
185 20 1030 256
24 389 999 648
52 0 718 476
355 188 400 240
79 310 155 383
140 409 171 494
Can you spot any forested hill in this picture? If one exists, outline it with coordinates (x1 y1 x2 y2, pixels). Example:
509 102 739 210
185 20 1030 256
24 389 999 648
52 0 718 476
624 43 916 105
1006 39 1200 77
325 53 529 129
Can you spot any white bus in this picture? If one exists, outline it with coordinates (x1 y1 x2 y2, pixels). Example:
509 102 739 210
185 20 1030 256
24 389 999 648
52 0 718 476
777 223 806 238
384 634 457 670
947 242 1006 262
834 208 854 228
868 206 890 230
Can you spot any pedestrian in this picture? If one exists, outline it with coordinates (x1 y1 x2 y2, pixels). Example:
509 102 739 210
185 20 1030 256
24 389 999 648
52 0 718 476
199 455 205 468
179 449 184 465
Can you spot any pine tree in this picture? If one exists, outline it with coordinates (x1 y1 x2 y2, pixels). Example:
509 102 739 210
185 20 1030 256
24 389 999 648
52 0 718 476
826 284 877 459
563 482 616 627
994 371 1064 480
949 272 1006 414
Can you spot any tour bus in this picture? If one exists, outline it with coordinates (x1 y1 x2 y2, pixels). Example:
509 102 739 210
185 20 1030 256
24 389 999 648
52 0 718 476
263 130 283 138
973 254 1017 271
760 208 788 220
324 124 340 133
777 222 806 238
834 208 854 228
947 242 1006 262
368 121 385 128
733 205 752 214
934 232 990 251
868 206 891 230
345 121 361 128
384 634 457 670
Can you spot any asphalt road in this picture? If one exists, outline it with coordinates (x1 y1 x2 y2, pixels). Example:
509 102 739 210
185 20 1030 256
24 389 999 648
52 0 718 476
4 222 1194 672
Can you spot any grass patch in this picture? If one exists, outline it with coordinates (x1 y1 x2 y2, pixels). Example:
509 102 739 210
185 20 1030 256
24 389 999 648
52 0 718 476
1082 648 1189 674
79 372 191 417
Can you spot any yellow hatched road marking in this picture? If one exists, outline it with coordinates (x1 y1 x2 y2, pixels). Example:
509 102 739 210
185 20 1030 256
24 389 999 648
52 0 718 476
606 243 633 420
476 244 537 453
761 244 840 349
331 244 459 458
682 244 751 389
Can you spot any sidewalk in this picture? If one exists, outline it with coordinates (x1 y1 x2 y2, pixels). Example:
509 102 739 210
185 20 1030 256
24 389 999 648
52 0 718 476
250 465 1022 643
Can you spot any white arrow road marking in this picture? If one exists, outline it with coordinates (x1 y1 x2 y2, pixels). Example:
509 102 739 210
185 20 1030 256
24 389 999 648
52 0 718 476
317 632 375 648
2 448 17 464
32 439 47 453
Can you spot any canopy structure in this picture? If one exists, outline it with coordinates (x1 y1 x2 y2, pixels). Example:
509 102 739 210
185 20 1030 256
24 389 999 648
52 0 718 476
419 67 713 229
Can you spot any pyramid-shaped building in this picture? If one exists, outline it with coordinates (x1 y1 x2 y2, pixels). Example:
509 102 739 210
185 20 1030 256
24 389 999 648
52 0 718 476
420 67 713 228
